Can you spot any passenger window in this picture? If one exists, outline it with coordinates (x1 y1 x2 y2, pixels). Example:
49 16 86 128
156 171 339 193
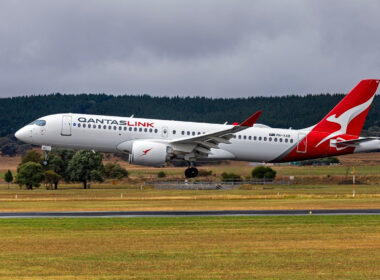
139 128 142 132
129 127 132 131
264 137 267 141
258 136 262 141
149 128 152 133
254 136 257 140
238 135 241 139
134 127 137 131
248 136 251 140
119 127 122 131
269 137 272 142
108 125 112 130
285 138 288 143
279 138 283 142
243 135 246 140
154 129 158 133
78 123 81 128
274 138 277 142
113 126 117 130
198 132 201 135
290 139 294 143
144 128 147 132
98 125 101 129
173 130 176 134
192 131 195 136
103 125 106 129
124 127 127 131
187 131 190 135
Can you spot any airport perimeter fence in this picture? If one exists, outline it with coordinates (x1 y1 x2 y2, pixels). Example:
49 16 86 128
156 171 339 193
149 179 291 190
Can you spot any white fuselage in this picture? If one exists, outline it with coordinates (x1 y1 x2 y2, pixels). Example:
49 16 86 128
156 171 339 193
16 113 303 162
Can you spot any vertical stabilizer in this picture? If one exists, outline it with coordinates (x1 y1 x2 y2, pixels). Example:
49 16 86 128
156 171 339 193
312 79 379 147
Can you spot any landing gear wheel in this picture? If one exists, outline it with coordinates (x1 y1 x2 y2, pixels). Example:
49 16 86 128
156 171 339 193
42 148 50 166
185 167 198 178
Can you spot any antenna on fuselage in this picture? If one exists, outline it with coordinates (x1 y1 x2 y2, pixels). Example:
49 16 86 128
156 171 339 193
224 121 228 125
130 114 134 118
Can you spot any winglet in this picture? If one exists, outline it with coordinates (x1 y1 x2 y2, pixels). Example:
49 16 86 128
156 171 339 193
240 111 262 127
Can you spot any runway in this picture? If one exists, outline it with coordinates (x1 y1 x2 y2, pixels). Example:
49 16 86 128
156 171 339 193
1 209 380 218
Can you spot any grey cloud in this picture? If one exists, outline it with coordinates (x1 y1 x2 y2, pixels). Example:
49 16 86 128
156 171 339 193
0 0 379 97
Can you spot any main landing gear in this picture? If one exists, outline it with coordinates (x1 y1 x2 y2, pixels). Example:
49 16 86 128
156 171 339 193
185 167 198 178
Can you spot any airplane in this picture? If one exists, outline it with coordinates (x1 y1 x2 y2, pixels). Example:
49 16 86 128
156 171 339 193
15 79 380 178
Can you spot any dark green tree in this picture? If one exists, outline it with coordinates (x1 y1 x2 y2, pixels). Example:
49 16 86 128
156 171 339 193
157 171 166 178
4 170 13 188
21 150 42 165
16 162 44 189
251 166 276 179
104 163 129 179
67 150 104 189
47 148 75 181
44 170 62 190
1 143 18 157
221 172 241 182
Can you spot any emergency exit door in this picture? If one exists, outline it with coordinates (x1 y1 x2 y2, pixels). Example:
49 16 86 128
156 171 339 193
61 115 72 136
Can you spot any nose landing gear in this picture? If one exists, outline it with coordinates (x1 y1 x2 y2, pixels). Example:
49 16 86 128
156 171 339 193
41 145 51 166
185 167 198 178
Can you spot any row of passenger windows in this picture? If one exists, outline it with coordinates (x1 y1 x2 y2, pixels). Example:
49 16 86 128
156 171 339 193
75 123 293 143
75 124 207 136
76 123 159 133
234 134 293 143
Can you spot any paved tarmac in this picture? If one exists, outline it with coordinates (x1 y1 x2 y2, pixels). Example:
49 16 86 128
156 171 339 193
0 209 380 218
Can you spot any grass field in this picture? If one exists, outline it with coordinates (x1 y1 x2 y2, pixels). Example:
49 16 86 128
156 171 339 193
0 184 380 212
0 216 379 279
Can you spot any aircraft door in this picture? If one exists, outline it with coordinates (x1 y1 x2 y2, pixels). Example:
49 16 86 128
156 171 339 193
61 115 72 136
162 126 169 138
296 132 307 153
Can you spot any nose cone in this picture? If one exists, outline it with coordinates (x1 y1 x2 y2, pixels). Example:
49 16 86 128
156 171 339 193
15 127 31 143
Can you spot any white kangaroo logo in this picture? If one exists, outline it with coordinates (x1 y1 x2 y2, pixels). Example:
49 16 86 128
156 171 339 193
315 95 374 148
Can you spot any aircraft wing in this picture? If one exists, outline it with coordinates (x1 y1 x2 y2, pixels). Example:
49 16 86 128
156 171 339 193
168 111 262 155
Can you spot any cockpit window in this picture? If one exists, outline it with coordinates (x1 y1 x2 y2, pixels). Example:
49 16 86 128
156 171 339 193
29 119 46 126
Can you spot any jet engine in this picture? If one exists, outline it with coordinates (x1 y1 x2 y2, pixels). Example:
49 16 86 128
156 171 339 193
128 141 170 167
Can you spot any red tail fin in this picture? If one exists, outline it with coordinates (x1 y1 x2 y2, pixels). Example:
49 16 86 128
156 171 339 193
312 79 379 143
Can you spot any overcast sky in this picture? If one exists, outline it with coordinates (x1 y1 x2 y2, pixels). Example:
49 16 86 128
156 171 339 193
0 0 379 98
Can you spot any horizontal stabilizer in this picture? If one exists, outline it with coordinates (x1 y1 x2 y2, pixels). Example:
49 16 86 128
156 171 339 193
335 137 380 147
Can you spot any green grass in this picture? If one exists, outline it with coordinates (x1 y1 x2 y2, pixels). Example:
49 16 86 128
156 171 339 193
1 184 380 212
1 216 380 279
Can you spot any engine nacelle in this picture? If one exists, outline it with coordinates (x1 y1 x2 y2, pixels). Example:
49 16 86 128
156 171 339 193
129 141 169 167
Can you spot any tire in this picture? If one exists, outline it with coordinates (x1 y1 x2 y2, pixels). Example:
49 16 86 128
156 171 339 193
185 167 198 178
